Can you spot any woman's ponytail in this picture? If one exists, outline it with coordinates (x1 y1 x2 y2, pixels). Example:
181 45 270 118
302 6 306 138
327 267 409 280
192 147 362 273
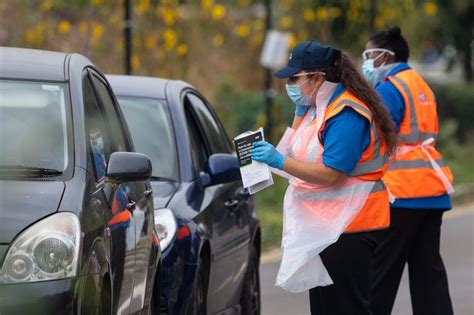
328 52 398 155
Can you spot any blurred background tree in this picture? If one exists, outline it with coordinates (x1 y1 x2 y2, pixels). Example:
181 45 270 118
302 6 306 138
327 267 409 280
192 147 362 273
1 0 472 152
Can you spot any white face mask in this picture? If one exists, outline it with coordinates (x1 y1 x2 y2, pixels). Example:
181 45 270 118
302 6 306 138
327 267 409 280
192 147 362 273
361 48 395 84
362 53 386 84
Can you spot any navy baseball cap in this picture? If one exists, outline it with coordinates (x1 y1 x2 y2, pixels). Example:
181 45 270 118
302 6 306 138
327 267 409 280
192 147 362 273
273 40 338 79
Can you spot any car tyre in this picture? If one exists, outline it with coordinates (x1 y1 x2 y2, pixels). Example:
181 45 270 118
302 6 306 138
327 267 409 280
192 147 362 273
240 246 261 315
188 257 207 315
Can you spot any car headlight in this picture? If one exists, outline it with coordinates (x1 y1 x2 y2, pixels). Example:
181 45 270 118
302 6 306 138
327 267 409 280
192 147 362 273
154 208 176 251
0 212 81 284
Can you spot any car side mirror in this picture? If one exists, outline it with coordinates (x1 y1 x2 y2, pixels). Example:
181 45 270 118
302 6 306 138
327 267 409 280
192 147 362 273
107 152 152 183
201 153 241 186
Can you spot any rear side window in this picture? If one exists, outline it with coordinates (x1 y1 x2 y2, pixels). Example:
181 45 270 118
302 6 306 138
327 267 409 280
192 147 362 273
91 75 129 152
83 76 112 181
184 103 207 173
186 94 230 154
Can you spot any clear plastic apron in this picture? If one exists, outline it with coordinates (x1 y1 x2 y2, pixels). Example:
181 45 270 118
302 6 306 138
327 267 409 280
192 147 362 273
272 95 376 293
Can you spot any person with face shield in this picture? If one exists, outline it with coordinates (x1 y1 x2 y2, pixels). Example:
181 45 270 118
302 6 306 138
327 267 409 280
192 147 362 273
363 27 454 315
251 40 398 314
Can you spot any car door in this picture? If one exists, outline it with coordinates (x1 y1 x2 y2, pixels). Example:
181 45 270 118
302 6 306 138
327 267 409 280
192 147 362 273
89 71 154 313
211 107 253 291
82 72 136 314
188 93 252 295
185 93 248 310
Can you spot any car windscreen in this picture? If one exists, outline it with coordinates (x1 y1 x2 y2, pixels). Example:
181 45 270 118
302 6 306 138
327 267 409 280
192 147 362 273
117 96 178 181
0 80 69 176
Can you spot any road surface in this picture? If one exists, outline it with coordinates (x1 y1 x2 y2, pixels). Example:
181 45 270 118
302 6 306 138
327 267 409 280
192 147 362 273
260 202 474 315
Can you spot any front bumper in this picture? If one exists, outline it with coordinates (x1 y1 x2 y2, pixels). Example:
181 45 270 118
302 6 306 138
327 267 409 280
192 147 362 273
0 277 81 315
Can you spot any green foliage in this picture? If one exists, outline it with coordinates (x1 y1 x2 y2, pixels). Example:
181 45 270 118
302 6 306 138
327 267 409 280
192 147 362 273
430 82 474 143
255 176 287 250
437 119 474 184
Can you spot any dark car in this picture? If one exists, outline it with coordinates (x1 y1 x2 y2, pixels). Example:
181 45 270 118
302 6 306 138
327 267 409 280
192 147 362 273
0 47 161 314
107 75 261 315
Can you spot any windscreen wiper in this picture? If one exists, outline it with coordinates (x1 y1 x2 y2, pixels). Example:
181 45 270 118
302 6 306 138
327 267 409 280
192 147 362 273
0 165 63 176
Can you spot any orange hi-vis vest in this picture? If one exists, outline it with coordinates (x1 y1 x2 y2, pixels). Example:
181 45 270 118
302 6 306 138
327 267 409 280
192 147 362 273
291 89 390 233
323 90 390 232
384 69 454 199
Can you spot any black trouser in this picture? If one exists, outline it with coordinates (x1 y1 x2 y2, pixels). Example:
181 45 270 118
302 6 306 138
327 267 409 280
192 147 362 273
309 230 383 315
371 208 453 315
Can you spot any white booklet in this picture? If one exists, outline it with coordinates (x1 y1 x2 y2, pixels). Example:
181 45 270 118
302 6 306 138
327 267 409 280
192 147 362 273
233 127 274 194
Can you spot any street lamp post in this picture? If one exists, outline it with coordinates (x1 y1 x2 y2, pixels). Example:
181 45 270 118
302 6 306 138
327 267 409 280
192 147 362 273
263 0 273 142
124 0 132 75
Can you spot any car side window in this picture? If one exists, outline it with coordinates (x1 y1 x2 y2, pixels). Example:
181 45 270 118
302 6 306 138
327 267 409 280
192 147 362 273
186 94 230 154
184 98 207 173
83 75 112 182
91 74 129 152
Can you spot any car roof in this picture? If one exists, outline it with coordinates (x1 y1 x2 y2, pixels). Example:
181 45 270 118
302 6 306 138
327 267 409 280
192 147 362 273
0 47 94 82
0 47 72 81
107 74 192 100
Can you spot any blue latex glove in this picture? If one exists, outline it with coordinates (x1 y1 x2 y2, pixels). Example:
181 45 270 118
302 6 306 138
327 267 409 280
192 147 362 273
295 105 311 117
251 141 286 170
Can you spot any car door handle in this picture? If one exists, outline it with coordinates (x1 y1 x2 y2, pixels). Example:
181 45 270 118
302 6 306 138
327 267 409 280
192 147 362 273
126 201 136 212
144 189 153 198
239 187 250 197
224 199 239 210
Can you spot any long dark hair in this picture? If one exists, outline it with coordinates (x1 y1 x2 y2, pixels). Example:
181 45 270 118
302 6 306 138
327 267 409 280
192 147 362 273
323 51 398 155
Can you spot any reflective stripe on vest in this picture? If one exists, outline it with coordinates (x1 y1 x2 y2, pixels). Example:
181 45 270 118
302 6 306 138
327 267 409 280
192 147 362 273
350 122 389 176
294 180 386 200
389 157 447 171
327 98 389 176
332 99 373 119
390 76 437 143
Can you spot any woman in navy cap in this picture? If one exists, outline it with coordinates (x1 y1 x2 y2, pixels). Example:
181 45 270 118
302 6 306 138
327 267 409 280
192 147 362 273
251 40 397 314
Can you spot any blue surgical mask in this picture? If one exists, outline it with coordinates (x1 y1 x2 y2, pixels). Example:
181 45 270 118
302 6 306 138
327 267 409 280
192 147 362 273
285 79 312 106
362 51 390 85
362 59 377 84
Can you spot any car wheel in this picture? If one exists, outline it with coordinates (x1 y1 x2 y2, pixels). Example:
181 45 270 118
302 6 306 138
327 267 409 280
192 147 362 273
188 257 207 315
240 246 261 315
